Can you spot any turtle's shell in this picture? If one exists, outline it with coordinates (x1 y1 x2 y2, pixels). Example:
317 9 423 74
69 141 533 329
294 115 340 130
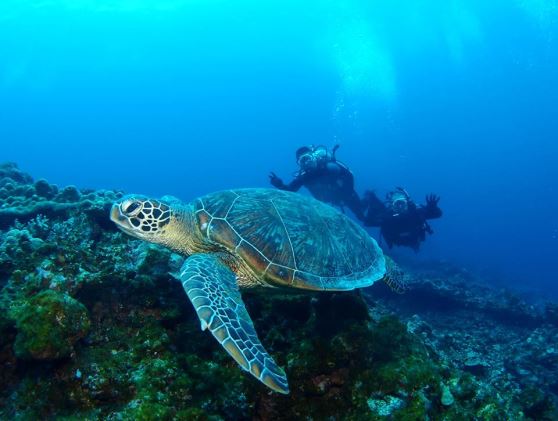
193 188 385 291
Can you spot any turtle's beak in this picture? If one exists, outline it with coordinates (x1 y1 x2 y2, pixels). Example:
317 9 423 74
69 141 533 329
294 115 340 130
110 204 132 231
110 204 123 223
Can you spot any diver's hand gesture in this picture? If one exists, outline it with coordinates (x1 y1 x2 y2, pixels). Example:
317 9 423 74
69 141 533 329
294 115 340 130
269 172 283 188
425 194 440 208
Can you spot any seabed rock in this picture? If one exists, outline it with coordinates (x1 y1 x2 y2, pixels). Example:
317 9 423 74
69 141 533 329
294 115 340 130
441 382 455 406
367 393 405 416
11 290 90 360
463 355 490 376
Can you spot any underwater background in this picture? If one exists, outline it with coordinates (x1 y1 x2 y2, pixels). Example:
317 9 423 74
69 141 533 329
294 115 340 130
1 1 558 419
1 0 557 297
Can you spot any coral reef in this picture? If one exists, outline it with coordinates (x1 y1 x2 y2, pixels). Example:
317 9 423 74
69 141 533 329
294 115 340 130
0 162 119 231
0 163 556 420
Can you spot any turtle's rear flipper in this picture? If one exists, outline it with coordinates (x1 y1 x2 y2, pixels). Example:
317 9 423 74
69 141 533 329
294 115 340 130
178 254 290 394
383 256 409 294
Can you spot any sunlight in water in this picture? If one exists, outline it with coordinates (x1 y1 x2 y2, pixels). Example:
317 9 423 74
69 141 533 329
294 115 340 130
332 20 397 101
516 0 558 25
0 0 202 17
515 0 558 39
443 1 483 63
326 0 486 102
1 61 29 89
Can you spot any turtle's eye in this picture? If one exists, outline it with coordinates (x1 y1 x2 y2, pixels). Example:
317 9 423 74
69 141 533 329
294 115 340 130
122 200 142 216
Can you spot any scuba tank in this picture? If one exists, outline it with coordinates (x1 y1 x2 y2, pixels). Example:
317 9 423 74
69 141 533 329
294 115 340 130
296 144 340 174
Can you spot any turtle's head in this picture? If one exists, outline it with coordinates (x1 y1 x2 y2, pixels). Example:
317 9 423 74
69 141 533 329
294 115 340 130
111 195 173 243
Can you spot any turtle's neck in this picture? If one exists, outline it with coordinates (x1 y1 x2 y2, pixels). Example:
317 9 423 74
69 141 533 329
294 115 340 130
160 204 207 256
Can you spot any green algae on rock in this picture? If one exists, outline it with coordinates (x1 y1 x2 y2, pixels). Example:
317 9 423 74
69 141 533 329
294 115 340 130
10 290 90 360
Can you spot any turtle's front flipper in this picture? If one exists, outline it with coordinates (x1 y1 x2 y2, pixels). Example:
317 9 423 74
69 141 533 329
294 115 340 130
178 254 289 394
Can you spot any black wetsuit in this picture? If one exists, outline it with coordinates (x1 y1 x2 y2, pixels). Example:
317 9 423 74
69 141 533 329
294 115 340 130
364 192 442 251
270 161 365 221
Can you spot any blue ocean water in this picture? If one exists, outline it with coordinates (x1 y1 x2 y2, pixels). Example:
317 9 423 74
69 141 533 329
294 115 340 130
1 1 556 297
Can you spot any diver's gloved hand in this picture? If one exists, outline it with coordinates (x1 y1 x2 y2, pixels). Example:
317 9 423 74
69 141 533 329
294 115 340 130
425 194 440 208
269 172 284 189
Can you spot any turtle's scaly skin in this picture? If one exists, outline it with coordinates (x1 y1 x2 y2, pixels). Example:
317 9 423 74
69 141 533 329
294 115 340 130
193 189 385 290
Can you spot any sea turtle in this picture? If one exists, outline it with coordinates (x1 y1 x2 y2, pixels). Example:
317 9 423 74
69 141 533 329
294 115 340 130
110 188 401 394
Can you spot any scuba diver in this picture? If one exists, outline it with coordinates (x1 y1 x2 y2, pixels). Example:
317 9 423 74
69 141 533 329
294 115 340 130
363 187 442 252
269 144 366 221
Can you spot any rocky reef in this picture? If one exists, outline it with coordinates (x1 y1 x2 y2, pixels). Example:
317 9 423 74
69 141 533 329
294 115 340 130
0 162 556 420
